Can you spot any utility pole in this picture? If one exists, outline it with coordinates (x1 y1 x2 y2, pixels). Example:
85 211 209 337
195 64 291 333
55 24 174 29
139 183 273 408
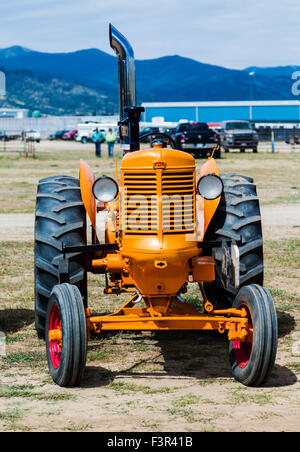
249 72 255 122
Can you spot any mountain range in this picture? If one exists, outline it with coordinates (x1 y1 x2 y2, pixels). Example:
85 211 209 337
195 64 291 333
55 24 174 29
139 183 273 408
0 45 298 115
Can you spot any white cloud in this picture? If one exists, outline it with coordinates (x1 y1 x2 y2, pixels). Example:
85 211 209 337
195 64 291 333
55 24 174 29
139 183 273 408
0 0 300 68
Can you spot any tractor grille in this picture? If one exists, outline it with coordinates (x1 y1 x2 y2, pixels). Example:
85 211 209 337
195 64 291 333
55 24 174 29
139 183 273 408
162 172 195 234
122 170 195 235
123 172 158 233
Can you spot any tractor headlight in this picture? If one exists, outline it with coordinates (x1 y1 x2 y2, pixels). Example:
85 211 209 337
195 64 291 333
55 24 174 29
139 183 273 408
197 174 223 200
92 176 118 202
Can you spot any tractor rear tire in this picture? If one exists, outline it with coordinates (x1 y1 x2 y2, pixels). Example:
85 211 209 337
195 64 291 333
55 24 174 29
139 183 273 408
204 173 263 307
229 284 278 386
34 175 87 339
46 283 87 386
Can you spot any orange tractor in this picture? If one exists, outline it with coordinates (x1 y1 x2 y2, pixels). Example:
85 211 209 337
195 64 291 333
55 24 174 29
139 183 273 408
34 25 277 387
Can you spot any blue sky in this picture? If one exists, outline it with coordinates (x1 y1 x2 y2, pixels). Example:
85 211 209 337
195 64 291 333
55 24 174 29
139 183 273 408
1 0 300 69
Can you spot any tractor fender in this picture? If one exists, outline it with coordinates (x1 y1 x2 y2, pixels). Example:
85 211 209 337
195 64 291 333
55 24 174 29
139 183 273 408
79 159 96 229
198 157 221 236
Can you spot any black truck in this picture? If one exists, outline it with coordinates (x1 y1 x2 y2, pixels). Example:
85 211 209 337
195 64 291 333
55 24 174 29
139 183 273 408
170 122 220 157
219 120 259 153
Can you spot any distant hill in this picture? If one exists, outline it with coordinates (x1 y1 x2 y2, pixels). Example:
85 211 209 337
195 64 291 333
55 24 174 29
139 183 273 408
244 65 300 78
0 46 118 89
0 67 117 116
136 56 294 102
0 46 298 115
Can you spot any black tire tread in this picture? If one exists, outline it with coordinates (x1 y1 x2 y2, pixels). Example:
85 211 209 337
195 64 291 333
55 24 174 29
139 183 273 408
34 175 87 339
46 283 87 387
229 284 277 386
204 173 264 306
251 285 278 385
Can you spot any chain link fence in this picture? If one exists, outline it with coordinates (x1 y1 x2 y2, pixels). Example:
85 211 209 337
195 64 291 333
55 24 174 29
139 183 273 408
256 126 300 152
0 133 36 158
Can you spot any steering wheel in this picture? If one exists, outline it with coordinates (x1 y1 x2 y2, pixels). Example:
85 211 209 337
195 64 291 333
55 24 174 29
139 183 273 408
139 132 177 149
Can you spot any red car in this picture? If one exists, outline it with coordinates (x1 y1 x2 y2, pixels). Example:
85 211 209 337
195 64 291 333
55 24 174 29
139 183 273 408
62 130 78 140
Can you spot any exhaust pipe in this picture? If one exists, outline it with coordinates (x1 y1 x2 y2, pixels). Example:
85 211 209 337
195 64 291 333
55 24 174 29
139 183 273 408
109 23 136 121
109 24 144 152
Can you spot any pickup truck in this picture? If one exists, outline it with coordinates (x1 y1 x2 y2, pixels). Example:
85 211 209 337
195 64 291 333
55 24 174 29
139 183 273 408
24 129 40 143
219 120 259 153
170 122 220 157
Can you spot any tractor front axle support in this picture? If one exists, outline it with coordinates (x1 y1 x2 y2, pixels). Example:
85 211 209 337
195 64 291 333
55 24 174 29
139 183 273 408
84 299 250 343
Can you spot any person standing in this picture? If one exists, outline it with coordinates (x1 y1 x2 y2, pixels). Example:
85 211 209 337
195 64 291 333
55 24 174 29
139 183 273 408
105 128 116 157
91 128 104 157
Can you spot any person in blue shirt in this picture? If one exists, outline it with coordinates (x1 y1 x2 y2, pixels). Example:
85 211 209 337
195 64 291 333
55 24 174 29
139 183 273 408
91 128 104 157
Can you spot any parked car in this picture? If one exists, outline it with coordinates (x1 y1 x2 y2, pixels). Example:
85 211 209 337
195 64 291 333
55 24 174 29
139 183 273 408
49 130 68 140
170 122 220 157
0 131 9 141
0 131 21 141
62 130 78 140
284 127 300 144
219 120 259 153
25 129 40 142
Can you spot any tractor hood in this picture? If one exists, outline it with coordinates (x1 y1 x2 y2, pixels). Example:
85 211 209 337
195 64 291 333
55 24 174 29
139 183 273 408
121 147 195 170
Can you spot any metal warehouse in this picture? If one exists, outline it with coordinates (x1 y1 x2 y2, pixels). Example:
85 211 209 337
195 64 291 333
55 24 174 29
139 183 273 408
141 101 300 124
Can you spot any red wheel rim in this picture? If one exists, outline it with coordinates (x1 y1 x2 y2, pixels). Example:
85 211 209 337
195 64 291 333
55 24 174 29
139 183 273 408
232 305 253 368
48 304 62 369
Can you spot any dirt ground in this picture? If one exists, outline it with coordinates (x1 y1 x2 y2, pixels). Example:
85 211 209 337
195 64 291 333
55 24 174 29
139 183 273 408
0 142 299 432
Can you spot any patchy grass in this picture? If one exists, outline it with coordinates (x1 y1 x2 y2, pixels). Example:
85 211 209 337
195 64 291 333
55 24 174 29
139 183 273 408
265 239 300 269
229 388 273 406
171 393 201 408
3 352 46 369
108 381 175 395
268 288 299 312
0 407 26 431
287 362 300 373
0 141 121 213
0 142 300 213
0 384 75 401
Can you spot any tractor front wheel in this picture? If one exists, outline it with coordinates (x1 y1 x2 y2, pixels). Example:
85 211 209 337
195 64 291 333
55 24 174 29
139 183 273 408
229 284 277 387
46 283 87 387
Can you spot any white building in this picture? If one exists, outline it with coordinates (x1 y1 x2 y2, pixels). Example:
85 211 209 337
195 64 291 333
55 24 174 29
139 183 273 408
0 108 29 118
